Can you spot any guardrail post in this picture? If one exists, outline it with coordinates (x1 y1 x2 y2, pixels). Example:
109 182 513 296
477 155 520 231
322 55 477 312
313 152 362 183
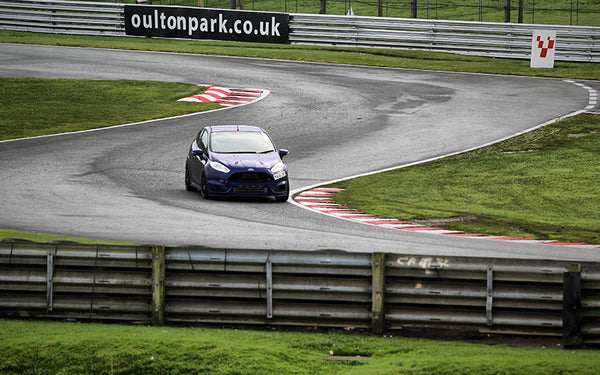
486 265 494 326
371 252 386 333
266 254 273 319
563 264 582 348
46 249 54 312
152 245 166 326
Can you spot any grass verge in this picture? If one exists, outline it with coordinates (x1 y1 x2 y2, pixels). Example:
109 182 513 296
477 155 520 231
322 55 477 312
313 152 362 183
0 229 134 245
1 319 599 375
0 77 219 141
328 114 600 244
1 30 600 81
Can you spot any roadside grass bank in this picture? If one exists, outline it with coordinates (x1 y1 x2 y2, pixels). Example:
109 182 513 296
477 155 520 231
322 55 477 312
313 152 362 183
0 77 218 141
1 30 600 81
328 114 600 244
1 319 599 375
0 229 133 245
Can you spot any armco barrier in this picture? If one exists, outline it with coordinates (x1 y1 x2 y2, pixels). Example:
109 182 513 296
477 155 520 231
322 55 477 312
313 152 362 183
0 0 599 62
1 241 599 347
0 242 153 321
0 0 124 35
288 14 600 62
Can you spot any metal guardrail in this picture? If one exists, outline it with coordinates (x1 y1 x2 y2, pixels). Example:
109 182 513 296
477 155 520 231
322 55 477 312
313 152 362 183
0 242 153 321
0 0 124 36
1 241 598 347
288 14 600 62
0 0 599 62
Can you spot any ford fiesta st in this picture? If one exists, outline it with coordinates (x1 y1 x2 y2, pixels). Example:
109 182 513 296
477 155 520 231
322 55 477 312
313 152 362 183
185 125 289 202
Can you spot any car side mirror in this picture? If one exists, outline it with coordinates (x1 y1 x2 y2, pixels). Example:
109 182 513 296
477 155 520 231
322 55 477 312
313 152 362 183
192 149 204 157
279 149 289 158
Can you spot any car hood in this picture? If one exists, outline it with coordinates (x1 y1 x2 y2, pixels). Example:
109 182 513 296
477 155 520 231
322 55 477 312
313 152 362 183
212 153 282 170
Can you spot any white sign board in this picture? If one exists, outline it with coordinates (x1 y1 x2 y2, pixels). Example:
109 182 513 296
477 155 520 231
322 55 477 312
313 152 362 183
530 30 556 68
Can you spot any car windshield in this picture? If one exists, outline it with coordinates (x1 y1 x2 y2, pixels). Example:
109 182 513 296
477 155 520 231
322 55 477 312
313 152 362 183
210 131 276 154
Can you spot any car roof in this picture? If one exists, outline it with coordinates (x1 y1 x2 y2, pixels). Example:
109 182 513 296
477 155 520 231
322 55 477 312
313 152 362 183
208 125 264 133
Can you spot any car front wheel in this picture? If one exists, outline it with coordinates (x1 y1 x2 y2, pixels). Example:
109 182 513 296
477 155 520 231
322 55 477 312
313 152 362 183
199 172 210 199
185 163 195 192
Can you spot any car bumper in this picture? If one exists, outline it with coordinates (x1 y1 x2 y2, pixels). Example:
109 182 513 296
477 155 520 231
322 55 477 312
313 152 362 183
206 178 289 197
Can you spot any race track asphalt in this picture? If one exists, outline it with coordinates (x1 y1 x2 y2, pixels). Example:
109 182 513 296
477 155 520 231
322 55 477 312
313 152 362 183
0 43 598 261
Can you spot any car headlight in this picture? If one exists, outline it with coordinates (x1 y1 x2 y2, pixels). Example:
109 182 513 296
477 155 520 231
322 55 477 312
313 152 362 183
209 161 230 173
270 161 285 174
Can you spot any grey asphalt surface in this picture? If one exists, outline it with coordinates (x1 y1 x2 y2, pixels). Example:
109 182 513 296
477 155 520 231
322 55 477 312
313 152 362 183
1 43 598 261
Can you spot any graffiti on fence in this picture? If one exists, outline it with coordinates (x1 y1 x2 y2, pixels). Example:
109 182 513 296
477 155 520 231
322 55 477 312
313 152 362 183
395 256 451 269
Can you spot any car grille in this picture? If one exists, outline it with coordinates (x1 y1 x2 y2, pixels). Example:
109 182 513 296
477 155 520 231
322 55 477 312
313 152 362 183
233 187 269 194
229 172 272 183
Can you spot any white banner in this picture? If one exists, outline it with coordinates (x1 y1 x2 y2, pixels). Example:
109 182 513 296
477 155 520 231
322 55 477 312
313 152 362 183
530 31 556 68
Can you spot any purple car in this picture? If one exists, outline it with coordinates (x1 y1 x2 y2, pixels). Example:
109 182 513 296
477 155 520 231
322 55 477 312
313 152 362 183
185 125 289 202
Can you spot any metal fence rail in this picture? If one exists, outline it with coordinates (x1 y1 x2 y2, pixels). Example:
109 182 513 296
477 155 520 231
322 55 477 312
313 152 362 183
1 0 599 62
1 241 598 346
0 0 124 35
288 14 600 62
386 255 566 335
0 242 153 321
165 247 373 327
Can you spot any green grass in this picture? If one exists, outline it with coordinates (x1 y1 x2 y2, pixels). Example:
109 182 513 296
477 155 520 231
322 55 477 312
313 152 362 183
2 31 600 81
1 319 599 375
0 77 219 141
328 114 600 244
0 229 134 245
